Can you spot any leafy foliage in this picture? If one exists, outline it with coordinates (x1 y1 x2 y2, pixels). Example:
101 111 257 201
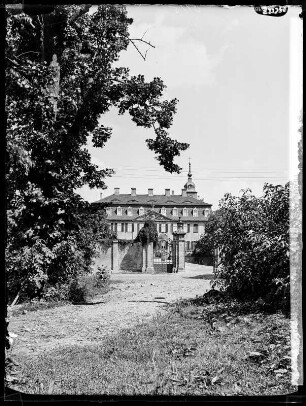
135 220 158 246
195 183 290 310
68 266 110 303
6 5 188 301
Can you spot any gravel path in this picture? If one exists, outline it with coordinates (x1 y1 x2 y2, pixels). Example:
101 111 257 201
9 264 213 358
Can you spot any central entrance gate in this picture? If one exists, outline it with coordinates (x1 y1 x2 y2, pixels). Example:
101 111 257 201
153 234 173 273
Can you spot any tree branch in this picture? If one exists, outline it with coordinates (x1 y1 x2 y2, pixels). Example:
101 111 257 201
129 38 155 48
16 51 40 58
129 39 147 61
122 32 155 61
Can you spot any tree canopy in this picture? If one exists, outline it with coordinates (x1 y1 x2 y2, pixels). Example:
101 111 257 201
5 5 188 301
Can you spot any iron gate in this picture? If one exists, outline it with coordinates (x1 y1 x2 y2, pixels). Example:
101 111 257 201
153 236 173 273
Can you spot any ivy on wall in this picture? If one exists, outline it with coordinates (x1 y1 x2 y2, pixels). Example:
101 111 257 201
134 220 158 246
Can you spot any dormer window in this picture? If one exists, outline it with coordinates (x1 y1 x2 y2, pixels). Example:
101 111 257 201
161 207 166 216
106 207 112 216
193 208 198 217
204 208 210 217
139 207 144 215
183 207 188 217
172 207 178 216
117 206 122 216
127 206 133 216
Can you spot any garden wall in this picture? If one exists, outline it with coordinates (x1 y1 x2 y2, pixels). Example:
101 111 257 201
119 242 142 272
92 241 143 272
92 245 112 272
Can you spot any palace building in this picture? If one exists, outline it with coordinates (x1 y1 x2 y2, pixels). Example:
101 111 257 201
94 163 212 253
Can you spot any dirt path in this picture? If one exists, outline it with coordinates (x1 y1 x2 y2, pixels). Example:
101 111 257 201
9 264 213 358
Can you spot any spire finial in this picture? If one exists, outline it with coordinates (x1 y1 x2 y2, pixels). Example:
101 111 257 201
188 158 192 178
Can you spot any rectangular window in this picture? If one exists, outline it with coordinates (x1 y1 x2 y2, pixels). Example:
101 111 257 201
187 224 190 233
173 208 178 216
121 223 124 232
132 223 134 232
183 223 187 232
110 223 113 231
159 223 162 232
193 224 198 233
166 224 169 233
183 208 188 216
161 223 166 232
186 241 190 250
127 223 132 232
117 207 122 216
125 223 128 232
173 223 177 232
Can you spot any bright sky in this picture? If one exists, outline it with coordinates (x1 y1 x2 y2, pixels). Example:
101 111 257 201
77 5 302 208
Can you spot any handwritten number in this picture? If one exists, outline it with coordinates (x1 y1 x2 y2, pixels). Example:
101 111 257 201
255 5 287 15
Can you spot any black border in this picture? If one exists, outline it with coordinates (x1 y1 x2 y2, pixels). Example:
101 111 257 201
2 1 304 405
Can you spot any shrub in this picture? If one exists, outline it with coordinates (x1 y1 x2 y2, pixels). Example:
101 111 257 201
47 237 87 285
68 266 110 304
6 204 116 303
43 283 70 302
205 184 289 310
6 239 54 302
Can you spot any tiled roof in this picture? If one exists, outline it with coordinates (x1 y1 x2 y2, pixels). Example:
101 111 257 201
93 194 212 207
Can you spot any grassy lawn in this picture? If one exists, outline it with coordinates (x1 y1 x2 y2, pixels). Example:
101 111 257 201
9 297 295 396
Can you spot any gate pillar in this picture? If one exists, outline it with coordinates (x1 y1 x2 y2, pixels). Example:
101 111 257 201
112 240 120 272
146 241 155 273
172 218 186 272
142 244 147 272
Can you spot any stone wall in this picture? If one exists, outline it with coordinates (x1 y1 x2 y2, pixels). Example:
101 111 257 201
92 244 112 272
119 242 142 272
92 241 143 272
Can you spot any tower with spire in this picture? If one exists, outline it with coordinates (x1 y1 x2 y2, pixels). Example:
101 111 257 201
184 159 198 198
